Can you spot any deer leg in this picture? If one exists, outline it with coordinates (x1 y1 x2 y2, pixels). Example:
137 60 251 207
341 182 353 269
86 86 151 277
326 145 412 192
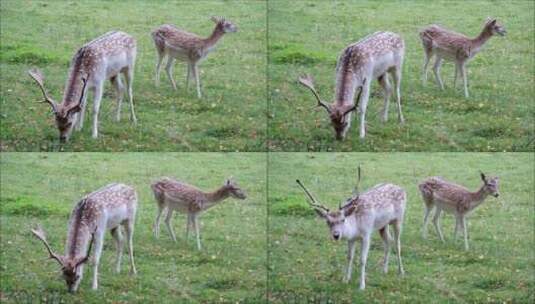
422 204 433 239
153 205 165 238
432 208 445 242
124 68 137 124
378 74 392 123
75 88 89 131
453 63 459 88
422 51 431 84
91 230 105 290
432 56 444 90
453 215 460 241
460 62 469 98
461 215 469 250
393 221 404 275
185 63 192 91
155 53 164 86
379 226 391 274
192 63 202 99
110 227 124 273
110 75 125 122
165 57 177 90
91 83 104 139
358 82 371 139
358 234 371 290
344 239 357 283
164 208 177 242
193 214 202 250
124 219 137 275
391 67 404 124
185 213 192 240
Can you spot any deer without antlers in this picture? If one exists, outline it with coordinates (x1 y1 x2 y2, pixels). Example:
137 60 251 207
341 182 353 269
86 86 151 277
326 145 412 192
420 18 506 97
296 167 406 290
30 183 138 292
151 16 237 98
299 31 405 140
28 31 137 141
151 177 247 250
419 172 500 251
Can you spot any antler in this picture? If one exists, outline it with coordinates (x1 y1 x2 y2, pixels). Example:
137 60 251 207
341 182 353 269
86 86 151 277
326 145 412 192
298 74 331 113
342 79 367 117
28 68 58 113
30 225 63 265
295 179 329 212
480 171 488 184
211 16 225 23
352 165 362 196
75 228 95 267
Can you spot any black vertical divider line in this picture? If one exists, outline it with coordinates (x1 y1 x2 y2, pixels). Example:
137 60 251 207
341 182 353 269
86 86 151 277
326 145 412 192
265 0 270 302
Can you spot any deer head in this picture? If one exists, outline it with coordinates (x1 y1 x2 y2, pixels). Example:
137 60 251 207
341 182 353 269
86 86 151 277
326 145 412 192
224 178 247 199
296 179 358 241
211 16 238 33
479 171 500 198
298 74 365 140
484 18 506 36
28 68 89 142
31 225 94 293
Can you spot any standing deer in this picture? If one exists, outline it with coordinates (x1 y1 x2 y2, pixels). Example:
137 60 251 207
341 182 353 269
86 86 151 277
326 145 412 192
298 31 405 140
30 183 138 292
295 170 406 290
420 18 506 97
151 16 238 98
28 31 137 142
419 172 500 251
151 177 247 250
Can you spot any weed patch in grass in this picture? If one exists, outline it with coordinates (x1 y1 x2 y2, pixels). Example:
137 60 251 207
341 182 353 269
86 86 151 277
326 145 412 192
270 196 314 217
0 44 65 65
271 44 334 66
0 196 67 217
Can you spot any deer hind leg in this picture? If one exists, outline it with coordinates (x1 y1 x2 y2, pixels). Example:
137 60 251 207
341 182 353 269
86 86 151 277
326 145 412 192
358 233 371 290
123 219 137 275
344 239 357 283
432 56 444 90
110 75 125 122
91 229 105 290
123 67 137 124
391 67 404 124
110 227 124 273
91 82 104 139
379 226 391 274
378 74 392 123
164 208 177 242
392 220 404 275
165 57 177 90
432 208 445 242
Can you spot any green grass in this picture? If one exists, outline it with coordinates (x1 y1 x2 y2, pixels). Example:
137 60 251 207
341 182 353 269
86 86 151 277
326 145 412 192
268 153 534 303
0 0 267 151
268 0 535 151
0 153 266 303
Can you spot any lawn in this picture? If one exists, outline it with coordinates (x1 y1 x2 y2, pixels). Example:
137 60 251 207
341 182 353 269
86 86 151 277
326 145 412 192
0 0 266 152
0 153 266 303
267 0 534 152
268 153 533 303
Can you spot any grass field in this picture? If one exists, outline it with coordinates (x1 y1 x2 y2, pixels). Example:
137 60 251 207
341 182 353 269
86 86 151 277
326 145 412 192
268 1 534 152
0 153 266 303
0 0 266 152
268 153 533 303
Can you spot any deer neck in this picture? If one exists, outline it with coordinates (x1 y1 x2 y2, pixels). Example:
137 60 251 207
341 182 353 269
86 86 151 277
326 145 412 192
203 25 225 49
65 222 91 260
335 70 360 106
203 186 230 209
467 186 490 211
62 53 86 107
470 27 493 50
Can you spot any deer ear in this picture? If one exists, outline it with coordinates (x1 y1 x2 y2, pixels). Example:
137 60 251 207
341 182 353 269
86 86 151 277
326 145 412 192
343 204 356 217
66 104 82 115
211 16 220 23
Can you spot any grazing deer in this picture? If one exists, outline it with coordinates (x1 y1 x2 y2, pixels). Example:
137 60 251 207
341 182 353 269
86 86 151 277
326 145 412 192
28 31 137 142
295 169 406 290
298 31 405 140
420 18 506 97
151 177 247 250
419 172 500 251
30 183 138 292
151 16 238 98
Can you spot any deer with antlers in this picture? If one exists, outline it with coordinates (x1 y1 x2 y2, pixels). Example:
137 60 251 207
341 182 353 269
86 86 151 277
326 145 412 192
28 31 137 142
151 16 237 98
299 31 405 140
420 18 506 97
419 172 500 251
30 183 138 292
296 167 406 290
151 177 247 250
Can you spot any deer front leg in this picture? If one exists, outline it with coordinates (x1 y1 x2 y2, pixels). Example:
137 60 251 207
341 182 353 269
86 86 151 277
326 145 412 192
155 53 164 86
110 227 124 274
75 89 88 131
185 213 192 240
165 57 177 90
460 62 469 98
193 214 202 250
91 230 105 290
422 52 431 85
358 82 371 139
358 234 371 290
344 239 357 283
153 206 165 238
422 205 433 239
91 83 104 139
185 63 192 91
432 56 444 90
124 219 137 275
461 215 469 250
192 63 202 99
432 208 445 243
164 209 177 242
453 215 460 240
